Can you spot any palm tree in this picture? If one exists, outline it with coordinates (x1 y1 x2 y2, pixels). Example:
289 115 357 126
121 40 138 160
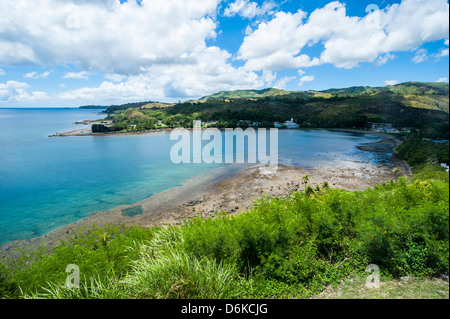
302 174 310 191
392 167 400 176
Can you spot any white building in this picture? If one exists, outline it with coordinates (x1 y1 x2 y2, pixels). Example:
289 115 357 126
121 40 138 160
285 118 299 128
273 118 299 128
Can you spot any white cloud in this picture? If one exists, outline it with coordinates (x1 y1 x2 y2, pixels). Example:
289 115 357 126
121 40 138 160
24 71 51 79
0 0 264 101
435 48 449 58
244 25 253 35
0 69 5 76
412 48 429 63
0 80 48 102
298 75 314 87
105 74 127 82
239 0 449 71
262 70 276 86
412 45 449 63
384 80 399 86
436 77 448 82
58 44 263 101
375 53 395 66
224 0 276 19
63 71 89 80
273 76 296 89
0 0 221 75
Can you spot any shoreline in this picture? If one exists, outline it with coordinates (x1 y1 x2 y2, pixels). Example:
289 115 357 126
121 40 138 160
50 126 404 139
1 132 411 258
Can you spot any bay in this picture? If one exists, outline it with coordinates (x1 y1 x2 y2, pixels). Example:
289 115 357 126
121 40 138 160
0 108 387 246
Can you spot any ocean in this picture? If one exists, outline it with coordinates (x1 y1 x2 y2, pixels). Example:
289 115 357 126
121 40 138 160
0 108 387 246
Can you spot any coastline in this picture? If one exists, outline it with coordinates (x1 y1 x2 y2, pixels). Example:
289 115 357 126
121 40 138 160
50 126 404 139
1 131 412 259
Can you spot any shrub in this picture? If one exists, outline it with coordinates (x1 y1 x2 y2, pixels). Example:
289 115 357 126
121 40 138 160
2 223 155 297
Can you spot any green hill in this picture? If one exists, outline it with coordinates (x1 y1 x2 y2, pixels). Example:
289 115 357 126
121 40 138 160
190 81 449 113
79 105 109 109
321 85 385 95
165 82 448 129
197 88 292 101
389 81 449 95
102 81 449 132
320 81 449 96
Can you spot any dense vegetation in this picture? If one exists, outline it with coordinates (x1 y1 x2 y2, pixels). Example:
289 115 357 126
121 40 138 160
395 123 449 167
1 164 447 299
79 105 109 109
96 81 448 133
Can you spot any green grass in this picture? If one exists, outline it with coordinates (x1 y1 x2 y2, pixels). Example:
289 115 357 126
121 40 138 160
313 275 449 299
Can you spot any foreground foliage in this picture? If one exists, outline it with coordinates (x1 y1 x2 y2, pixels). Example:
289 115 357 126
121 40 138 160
0 166 448 299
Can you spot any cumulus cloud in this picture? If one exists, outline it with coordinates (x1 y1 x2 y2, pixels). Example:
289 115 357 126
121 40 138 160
435 47 449 58
58 44 262 101
0 0 220 75
262 70 277 86
0 0 265 100
385 80 399 86
63 71 89 80
273 76 296 89
436 77 448 82
412 48 429 63
24 71 51 79
298 75 315 87
238 0 449 71
0 80 48 102
224 0 277 19
374 53 395 66
0 0 267 101
412 44 449 63
104 74 127 83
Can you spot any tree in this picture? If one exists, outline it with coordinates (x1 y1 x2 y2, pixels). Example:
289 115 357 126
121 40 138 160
392 167 400 176
302 175 310 191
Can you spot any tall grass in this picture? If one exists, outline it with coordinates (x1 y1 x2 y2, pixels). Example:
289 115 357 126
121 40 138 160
120 227 242 299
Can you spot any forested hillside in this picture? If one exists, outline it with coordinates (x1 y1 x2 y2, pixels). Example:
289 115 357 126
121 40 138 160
96 82 448 132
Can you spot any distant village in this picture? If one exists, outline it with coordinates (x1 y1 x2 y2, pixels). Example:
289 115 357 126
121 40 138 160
192 118 302 129
87 117 449 148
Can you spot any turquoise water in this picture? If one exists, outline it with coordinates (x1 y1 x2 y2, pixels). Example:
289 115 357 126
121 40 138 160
0 108 386 246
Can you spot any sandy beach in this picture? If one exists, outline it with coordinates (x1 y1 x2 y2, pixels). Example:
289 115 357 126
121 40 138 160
0 133 411 259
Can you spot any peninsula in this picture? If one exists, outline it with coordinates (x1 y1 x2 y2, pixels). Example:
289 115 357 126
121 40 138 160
52 81 448 138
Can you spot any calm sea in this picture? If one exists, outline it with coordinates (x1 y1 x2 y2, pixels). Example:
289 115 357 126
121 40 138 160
0 108 387 245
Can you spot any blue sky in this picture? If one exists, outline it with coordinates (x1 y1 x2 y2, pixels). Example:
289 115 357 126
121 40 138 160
0 0 448 107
